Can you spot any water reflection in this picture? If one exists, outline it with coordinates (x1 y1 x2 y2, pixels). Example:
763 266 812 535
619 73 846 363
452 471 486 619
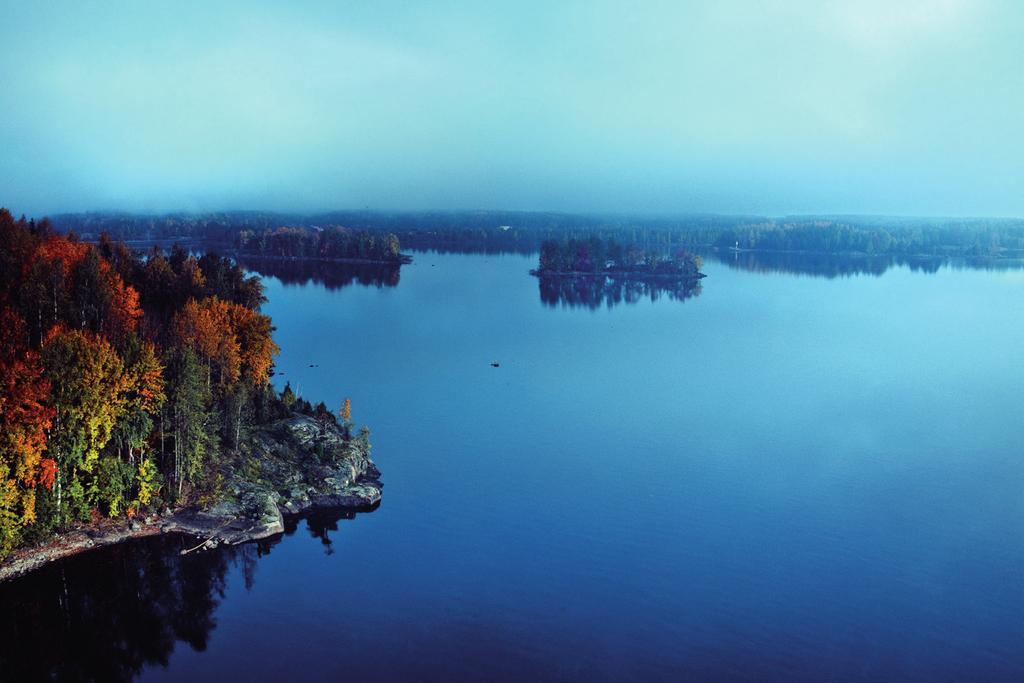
0 510 360 682
710 251 930 278
537 274 701 310
708 250 1024 278
236 256 401 290
285 508 357 556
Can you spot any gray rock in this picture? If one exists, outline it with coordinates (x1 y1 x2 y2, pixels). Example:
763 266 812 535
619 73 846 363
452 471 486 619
207 499 242 518
168 411 381 551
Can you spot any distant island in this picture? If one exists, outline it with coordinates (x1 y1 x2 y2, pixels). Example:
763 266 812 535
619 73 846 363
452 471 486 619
234 225 411 264
0 209 382 581
532 237 705 281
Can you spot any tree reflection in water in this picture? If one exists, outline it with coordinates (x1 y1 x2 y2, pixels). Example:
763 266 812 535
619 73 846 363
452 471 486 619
285 509 357 557
538 274 701 310
702 250 1024 279
236 256 401 291
0 509 361 682
658 250 1024 279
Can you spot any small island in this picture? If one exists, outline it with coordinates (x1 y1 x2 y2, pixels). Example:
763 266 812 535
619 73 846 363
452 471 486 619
0 209 381 581
532 237 705 280
235 225 412 264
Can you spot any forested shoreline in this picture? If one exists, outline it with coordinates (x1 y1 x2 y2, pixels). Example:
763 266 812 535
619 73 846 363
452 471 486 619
0 209 368 561
50 210 1024 259
234 225 409 263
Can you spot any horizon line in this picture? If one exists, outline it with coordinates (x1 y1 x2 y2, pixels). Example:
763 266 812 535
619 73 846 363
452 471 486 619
8 207 1024 223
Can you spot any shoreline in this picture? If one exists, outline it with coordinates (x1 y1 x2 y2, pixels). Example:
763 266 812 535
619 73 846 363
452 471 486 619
0 411 383 583
231 251 412 265
707 246 1024 260
530 269 706 280
0 488 382 583
0 520 163 583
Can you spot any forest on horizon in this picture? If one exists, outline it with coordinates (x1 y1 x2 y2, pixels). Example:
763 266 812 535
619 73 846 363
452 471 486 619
45 209 1024 259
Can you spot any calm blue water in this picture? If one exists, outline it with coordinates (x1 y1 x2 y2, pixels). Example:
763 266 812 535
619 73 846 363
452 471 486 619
3 251 1023 681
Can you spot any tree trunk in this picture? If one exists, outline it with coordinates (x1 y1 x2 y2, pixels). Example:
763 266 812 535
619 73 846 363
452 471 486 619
175 405 183 501
173 405 179 499
55 468 62 525
235 398 242 448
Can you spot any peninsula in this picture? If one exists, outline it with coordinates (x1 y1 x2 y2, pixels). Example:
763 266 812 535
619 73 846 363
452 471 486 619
0 209 381 581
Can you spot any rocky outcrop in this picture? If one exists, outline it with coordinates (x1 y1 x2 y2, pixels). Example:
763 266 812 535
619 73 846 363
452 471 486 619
0 412 382 579
165 413 382 547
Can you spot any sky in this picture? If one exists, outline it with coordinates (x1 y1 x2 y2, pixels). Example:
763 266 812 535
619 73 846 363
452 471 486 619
1 0 1022 217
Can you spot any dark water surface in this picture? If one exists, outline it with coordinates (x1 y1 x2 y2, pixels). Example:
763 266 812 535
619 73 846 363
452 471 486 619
2 251 1023 682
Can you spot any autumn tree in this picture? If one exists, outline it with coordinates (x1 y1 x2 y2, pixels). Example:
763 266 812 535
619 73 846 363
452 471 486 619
171 296 277 451
42 329 127 520
21 236 87 347
113 336 166 466
135 456 159 509
0 309 55 554
176 256 207 305
166 348 214 501
228 303 278 386
172 297 241 390
339 398 352 439
281 382 296 408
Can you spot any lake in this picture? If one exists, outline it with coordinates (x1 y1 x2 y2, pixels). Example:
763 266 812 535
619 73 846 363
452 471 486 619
2 250 1022 682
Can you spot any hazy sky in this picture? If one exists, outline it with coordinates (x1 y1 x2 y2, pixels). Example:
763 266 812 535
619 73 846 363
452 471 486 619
1 0 1022 217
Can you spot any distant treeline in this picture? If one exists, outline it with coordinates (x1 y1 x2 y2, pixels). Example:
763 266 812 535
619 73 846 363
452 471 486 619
50 210 736 255
235 226 406 263
713 218 1024 257
536 237 704 279
49 210 1024 259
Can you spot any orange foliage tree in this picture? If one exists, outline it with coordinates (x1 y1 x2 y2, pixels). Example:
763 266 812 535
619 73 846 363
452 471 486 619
173 297 241 389
228 303 279 386
173 296 277 389
0 308 56 553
